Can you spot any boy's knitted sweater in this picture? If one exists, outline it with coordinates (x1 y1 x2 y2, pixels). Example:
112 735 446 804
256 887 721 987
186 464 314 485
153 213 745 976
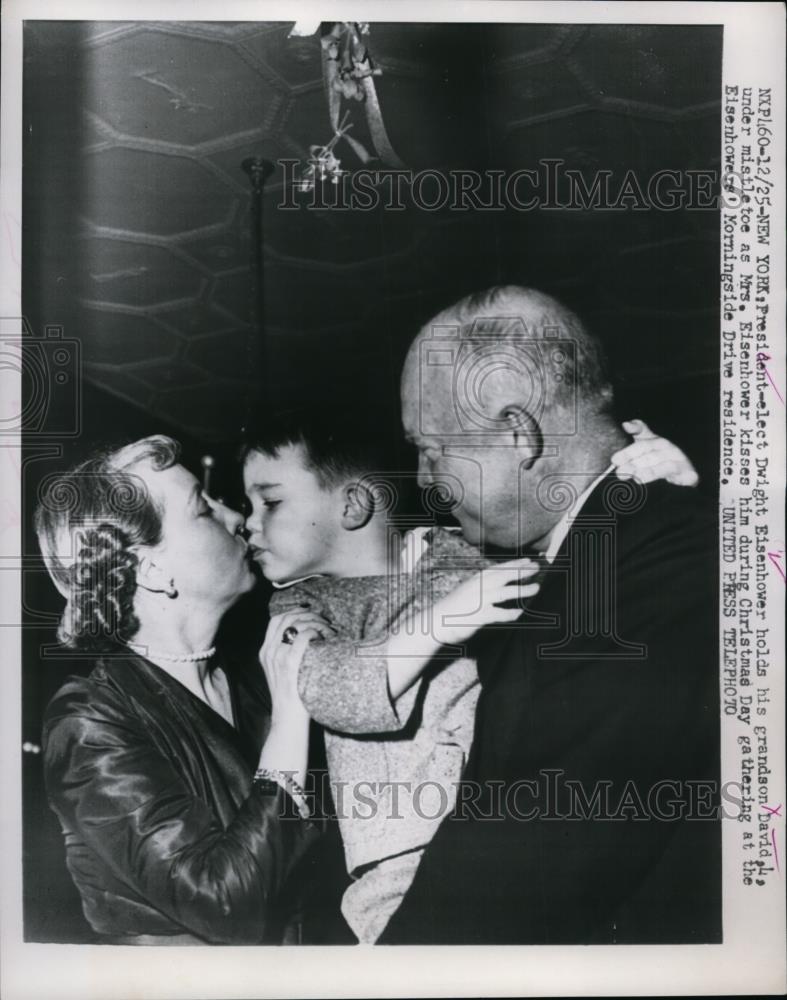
268 526 488 875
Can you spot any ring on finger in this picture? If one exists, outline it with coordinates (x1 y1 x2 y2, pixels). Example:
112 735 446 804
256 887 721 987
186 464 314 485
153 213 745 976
281 625 299 645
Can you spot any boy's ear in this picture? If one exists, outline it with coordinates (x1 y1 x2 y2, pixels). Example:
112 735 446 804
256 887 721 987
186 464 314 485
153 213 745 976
340 482 375 531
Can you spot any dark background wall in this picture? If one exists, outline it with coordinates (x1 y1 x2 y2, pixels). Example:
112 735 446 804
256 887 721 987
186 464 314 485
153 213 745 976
22 20 722 941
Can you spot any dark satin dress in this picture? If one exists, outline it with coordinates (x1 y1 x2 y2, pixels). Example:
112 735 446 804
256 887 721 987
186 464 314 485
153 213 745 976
42 652 320 944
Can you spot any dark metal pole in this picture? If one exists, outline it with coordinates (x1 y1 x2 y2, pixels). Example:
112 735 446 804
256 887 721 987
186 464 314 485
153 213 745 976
241 156 274 424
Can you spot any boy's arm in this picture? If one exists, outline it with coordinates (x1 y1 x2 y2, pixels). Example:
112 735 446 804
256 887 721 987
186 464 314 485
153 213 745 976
380 534 493 700
296 557 523 730
382 564 484 700
269 546 530 736
270 584 419 736
298 629 420 735
290 561 491 733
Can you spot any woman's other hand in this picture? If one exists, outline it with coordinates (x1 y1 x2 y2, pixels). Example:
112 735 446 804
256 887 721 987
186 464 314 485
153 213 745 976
257 609 335 786
612 419 699 487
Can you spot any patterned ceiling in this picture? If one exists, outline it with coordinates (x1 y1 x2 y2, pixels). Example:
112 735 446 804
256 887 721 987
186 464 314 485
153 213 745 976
23 20 722 443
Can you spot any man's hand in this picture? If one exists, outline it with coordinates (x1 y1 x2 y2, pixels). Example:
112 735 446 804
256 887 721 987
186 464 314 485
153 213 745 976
612 419 699 487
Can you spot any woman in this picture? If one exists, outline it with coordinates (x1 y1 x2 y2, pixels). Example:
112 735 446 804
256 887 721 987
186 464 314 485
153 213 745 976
36 435 331 945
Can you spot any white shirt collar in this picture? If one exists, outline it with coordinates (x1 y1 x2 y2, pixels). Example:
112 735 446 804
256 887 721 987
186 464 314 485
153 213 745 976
271 574 323 589
542 465 615 564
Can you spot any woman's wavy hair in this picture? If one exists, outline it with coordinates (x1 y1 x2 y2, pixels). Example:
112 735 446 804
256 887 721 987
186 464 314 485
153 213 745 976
34 435 181 652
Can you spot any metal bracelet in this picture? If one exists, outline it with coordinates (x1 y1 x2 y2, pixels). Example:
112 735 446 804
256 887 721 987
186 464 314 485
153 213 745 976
253 767 311 820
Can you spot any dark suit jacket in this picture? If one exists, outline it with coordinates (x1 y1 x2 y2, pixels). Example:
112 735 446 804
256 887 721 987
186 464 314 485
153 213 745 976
42 652 322 944
380 478 721 944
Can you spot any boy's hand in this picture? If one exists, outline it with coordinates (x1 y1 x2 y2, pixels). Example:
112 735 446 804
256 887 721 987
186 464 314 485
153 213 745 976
385 559 539 701
612 419 699 487
431 558 541 646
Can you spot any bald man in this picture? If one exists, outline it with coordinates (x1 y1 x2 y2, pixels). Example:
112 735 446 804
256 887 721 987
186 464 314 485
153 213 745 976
380 286 721 944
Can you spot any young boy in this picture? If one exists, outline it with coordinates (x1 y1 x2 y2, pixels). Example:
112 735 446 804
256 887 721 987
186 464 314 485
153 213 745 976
242 411 697 943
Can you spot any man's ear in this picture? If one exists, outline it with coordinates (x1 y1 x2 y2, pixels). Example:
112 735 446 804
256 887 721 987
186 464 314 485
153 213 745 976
498 404 544 469
340 482 375 531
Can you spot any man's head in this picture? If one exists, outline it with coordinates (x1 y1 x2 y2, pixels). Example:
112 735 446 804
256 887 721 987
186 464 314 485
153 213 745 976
241 409 394 583
401 285 620 550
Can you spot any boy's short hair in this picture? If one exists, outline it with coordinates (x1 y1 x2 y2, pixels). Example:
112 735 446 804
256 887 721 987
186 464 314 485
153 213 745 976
240 406 396 490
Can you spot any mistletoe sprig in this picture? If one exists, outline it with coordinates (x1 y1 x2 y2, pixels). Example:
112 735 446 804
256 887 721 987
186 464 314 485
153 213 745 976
289 20 405 191
298 111 354 191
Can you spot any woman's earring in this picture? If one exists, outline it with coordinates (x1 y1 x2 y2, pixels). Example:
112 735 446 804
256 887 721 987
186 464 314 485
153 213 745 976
165 580 178 599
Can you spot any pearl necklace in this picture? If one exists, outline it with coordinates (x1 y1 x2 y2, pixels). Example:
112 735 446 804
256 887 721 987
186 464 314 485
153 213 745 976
127 642 216 663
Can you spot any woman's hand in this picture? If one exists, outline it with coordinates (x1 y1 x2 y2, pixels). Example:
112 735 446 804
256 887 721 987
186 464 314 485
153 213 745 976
259 609 335 721
612 419 699 487
431 558 541 647
257 609 335 788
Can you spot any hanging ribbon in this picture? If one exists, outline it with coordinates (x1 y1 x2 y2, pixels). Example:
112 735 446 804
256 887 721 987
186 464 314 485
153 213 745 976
319 22 406 170
359 70 406 169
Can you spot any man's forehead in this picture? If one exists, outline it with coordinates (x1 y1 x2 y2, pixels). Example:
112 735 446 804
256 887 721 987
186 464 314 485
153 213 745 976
402 340 513 438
